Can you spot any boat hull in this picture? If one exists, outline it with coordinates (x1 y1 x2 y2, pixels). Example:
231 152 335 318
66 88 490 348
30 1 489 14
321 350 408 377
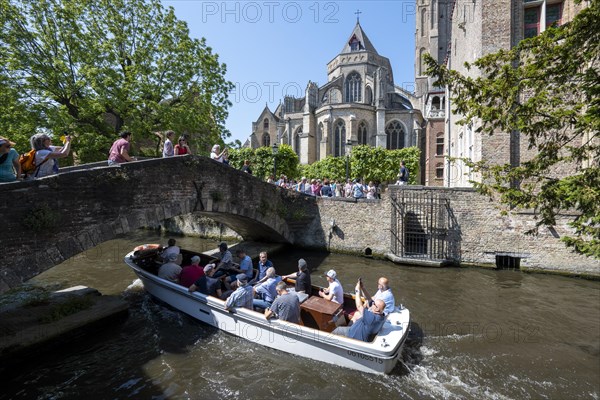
126 252 410 374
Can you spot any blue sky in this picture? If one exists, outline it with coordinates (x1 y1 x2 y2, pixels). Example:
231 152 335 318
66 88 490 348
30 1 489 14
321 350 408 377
165 1 417 145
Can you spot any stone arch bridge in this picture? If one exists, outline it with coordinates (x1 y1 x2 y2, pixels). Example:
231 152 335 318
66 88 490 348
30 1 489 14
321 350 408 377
0 156 322 292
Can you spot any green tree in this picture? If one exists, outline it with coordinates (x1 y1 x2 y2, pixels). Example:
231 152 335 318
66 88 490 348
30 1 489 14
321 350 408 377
299 146 420 184
0 0 232 162
228 144 299 180
425 1 599 257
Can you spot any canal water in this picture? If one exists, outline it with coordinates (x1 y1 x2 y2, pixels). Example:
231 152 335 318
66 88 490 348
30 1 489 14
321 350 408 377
3 231 599 399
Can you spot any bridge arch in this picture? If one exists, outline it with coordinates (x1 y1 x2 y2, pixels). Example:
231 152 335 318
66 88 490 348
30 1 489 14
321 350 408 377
0 156 320 291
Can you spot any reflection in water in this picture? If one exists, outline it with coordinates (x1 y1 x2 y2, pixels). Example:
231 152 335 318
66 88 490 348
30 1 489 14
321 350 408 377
2 230 599 400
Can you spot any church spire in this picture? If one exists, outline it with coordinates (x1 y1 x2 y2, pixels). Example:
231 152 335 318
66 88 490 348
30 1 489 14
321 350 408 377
340 19 379 55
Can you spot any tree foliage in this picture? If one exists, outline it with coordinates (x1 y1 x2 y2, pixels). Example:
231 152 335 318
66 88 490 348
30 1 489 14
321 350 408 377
425 1 600 257
0 0 233 161
300 145 420 183
228 144 299 180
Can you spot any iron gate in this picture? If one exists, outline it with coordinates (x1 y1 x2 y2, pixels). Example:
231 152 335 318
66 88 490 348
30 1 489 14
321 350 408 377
391 190 452 261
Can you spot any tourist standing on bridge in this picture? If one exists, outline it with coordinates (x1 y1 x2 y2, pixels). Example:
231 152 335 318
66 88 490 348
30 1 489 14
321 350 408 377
108 131 135 165
162 130 175 157
28 133 72 178
397 161 409 185
174 135 191 155
241 159 252 175
0 136 21 182
210 144 226 162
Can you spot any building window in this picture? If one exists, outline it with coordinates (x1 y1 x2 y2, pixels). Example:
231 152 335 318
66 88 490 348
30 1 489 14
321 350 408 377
345 73 362 103
358 121 368 145
524 1 563 39
436 134 444 156
524 7 540 38
263 118 269 131
317 122 323 160
436 163 444 179
385 121 404 150
333 120 346 157
546 3 562 27
294 127 302 155
365 86 373 105
420 8 426 36
349 35 361 51
263 132 270 147
419 47 426 76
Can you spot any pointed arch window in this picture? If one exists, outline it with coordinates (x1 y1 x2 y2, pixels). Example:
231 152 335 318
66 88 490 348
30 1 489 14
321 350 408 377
358 121 368 145
263 118 269 131
317 122 324 160
263 132 270 147
345 73 362 103
333 120 346 157
386 121 405 150
294 126 302 155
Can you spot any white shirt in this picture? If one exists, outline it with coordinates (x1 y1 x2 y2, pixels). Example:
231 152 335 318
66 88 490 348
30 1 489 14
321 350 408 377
328 280 344 304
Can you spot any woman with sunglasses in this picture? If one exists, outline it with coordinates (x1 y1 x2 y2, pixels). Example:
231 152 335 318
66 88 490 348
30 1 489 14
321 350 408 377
28 133 72 178
174 136 192 155
0 136 21 182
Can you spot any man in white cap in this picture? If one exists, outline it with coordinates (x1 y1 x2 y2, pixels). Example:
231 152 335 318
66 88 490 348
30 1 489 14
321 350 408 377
225 274 254 311
158 252 182 283
318 269 344 304
188 264 222 297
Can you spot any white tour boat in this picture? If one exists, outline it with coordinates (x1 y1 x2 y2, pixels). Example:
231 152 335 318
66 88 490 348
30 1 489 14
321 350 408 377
124 245 410 374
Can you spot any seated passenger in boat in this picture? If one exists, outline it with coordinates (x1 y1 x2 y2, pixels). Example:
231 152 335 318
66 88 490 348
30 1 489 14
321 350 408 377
223 248 254 283
179 255 205 288
265 281 301 323
188 264 222 298
318 269 344 304
282 258 311 294
255 251 273 283
225 274 254 311
253 267 282 311
358 276 395 315
332 280 386 341
161 238 180 260
213 242 234 278
158 253 182 283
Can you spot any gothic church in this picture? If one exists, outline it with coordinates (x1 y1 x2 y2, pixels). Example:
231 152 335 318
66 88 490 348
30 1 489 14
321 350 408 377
247 22 424 166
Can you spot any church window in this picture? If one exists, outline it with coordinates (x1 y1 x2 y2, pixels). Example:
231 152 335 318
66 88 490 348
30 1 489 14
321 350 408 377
524 7 540 38
263 132 270 147
418 48 426 76
358 121 368 145
436 163 444 179
436 134 444 156
365 86 373 105
420 8 426 36
345 73 362 103
385 121 404 150
263 118 269 131
294 126 302 155
330 88 340 104
333 120 346 157
349 36 361 51
432 96 441 110
317 122 323 160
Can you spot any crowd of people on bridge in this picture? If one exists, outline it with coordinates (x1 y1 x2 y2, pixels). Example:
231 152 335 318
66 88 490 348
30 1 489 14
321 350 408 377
154 238 398 342
1 130 409 195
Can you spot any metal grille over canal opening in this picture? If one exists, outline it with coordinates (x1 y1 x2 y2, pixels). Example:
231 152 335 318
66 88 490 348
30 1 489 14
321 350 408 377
391 190 458 262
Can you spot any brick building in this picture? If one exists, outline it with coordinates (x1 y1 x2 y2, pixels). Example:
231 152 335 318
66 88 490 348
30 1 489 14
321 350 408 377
416 0 587 187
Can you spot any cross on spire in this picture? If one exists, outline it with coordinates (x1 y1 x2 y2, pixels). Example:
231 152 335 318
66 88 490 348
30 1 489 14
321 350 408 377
355 9 362 23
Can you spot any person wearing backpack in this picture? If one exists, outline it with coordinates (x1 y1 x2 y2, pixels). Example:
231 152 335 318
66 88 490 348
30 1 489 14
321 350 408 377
0 136 22 182
25 133 72 179
397 160 409 185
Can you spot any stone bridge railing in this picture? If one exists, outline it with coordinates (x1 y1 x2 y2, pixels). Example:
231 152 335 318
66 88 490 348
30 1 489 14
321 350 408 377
0 156 320 292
